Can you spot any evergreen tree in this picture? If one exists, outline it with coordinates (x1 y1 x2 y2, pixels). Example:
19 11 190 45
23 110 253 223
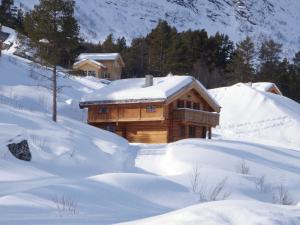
115 37 127 53
24 0 79 122
293 51 300 70
258 39 282 81
165 32 189 74
229 37 255 82
259 39 282 64
146 20 175 75
123 37 148 77
101 34 116 52
0 23 2 57
0 0 14 25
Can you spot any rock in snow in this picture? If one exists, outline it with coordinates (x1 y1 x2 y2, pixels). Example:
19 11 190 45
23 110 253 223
7 140 31 161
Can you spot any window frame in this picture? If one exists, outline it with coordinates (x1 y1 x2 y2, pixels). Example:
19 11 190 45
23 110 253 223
99 107 108 114
186 101 192 108
101 72 111 79
146 105 157 113
177 100 185 108
193 103 200 110
87 70 96 77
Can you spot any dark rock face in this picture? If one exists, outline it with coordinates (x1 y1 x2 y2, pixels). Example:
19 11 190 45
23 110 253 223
7 140 32 161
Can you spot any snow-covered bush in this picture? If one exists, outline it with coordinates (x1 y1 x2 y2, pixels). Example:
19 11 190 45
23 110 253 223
236 159 251 175
272 184 293 205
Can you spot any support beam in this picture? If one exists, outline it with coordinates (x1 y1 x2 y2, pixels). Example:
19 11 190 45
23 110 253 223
208 127 212 139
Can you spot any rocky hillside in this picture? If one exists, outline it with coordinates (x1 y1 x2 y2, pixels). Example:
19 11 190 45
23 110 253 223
15 0 300 57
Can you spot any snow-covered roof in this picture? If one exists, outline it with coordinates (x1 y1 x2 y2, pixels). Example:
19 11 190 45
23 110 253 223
251 82 282 95
73 58 107 68
80 75 221 112
77 53 121 61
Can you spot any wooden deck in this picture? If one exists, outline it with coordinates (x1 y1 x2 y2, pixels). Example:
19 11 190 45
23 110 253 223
173 108 219 127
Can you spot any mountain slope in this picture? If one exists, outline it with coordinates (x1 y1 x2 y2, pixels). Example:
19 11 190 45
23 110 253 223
15 0 300 56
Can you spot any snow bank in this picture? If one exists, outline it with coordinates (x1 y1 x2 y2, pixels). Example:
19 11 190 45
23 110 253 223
0 54 107 121
209 83 300 148
118 200 300 225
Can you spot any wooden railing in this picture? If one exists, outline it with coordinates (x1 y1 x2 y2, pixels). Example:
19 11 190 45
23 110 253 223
173 108 219 127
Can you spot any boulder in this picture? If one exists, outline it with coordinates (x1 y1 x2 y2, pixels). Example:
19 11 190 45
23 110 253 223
7 140 32 161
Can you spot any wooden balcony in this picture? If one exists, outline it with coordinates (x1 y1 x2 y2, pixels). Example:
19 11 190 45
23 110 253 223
173 108 219 127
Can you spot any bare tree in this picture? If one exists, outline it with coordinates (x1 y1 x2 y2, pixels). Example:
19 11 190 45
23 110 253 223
236 159 251 175
272 184 293 205
24 0 79 122
52 195 79 217
254 175 270 193
190 165 201 194
208 177 231 201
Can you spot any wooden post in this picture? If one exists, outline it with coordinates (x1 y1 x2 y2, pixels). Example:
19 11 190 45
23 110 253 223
208 127 212 139
52 65 57 122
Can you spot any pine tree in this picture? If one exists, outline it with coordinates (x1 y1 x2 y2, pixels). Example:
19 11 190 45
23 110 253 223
101 34 116 52
293 51 300 70
259 39 282 64
123 37 148 77
147 20 175 76
0 0 14 25
229 37 255 82
24 0 79 122
258 39 282 81
0 23 2 57
115 37 127 53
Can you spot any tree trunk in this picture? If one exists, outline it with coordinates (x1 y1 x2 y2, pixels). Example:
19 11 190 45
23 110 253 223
52 65 57 122
0 41 2 57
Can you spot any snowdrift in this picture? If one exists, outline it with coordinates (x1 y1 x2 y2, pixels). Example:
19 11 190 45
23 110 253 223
119 200 300 225
210 83 300 148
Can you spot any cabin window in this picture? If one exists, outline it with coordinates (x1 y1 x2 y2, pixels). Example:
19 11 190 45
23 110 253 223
180 125 186 137
193 103 200 110
189 126 196 138
146 105 156 113
101 72 111 79
177 100 184 108
87 70 96 77
186 101 192 108
99 107 108 114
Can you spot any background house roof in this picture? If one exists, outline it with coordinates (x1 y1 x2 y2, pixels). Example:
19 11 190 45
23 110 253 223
73 59 107 68
251 82 282 95
80 75 221 111
77 53 121 61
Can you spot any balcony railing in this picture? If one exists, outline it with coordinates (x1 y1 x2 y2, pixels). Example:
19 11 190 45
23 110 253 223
173 108 219 127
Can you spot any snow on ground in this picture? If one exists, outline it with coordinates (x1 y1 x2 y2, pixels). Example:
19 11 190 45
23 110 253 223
119 200 300 225
209 83 300 148
1 30 300 224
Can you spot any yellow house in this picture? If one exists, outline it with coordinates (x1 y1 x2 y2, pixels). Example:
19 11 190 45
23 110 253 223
73 53 125 80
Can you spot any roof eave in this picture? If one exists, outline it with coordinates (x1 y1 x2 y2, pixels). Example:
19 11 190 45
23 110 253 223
79 98 166 108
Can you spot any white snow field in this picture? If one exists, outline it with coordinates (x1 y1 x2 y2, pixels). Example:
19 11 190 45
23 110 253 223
210 83 300 148
1 31 300 224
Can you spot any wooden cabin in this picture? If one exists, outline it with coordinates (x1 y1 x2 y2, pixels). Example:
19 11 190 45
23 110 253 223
73 53 125 80
79 75 221 143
